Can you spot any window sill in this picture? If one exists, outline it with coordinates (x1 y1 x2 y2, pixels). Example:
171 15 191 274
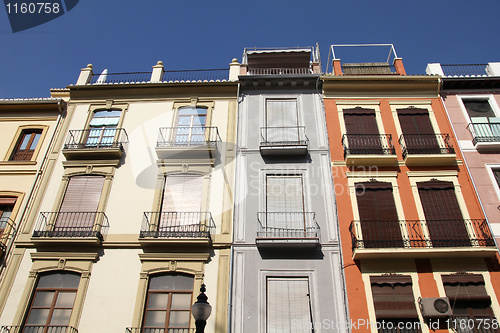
0 161 37 165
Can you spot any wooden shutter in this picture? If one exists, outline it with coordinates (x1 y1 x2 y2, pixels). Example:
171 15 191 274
398 108 439 153
267 277 313 333
266 100 299 142
370 276 418 319
344 108 382 154
266 175 304 230
417 181 470 247
355 182 402 248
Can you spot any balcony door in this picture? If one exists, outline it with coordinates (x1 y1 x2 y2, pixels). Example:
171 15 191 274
0 198 15 243
417 180 470 247
266 99 299 143
56 175 105 235
175 107 207 145
355 182 403 248
398 108 439 154
160 174 203 234
266 175 305 234
86 109 121 147
344 107 383 154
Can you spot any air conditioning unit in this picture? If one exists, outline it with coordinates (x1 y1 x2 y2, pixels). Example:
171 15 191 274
419 297 452 317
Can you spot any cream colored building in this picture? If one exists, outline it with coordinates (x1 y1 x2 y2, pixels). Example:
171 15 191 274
0 61 239 333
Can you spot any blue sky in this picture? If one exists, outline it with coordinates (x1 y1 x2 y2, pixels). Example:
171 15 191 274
0 0 499 98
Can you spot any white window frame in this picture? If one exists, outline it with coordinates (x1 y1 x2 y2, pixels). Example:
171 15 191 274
457 94 500 123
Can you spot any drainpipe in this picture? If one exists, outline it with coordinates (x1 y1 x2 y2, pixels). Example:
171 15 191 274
0 99 65 277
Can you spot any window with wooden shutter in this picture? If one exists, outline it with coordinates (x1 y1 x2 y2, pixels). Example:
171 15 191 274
417 180 470 247
398 108 440 154
344 107 383 154
442 275 499 333
265 175 305 230
143 273 194 331
10 129 42 161
267 277 313 333
265 99 299 143
355 182 402 248
370 276 420 333
56 175 105 232
160 174 203 233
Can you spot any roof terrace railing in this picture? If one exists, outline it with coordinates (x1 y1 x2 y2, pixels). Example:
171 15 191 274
90 72 151 84
162 69 229 82
441 64 489 77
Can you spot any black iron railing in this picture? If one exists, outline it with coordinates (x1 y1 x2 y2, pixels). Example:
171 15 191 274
0 326 78 333
260 126 308 146
342 134 396 157
33 212 109 240
0 217 16 252
157 127 220 149
441 64 488 77
125 328 194 333
399 134 455 158
90 72 152 84
141 212 215 238
64 128 128 151
247 68 311 75
257 212 320 239
467 122 500 145
162 69 229 82
349 219 495 251
342 63 397 75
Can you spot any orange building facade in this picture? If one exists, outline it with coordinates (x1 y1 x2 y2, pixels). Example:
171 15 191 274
322 45 500 333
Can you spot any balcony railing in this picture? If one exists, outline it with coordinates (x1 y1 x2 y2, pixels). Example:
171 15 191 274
349 219 495 251
399 134 455 158
467 122 500 145
260 126 308 146
33 212 109 241
0 326 78 333
0 217 16 253
64 128 128 151
141 212 215 239
248 68 311 75
342 134 396 157
90 72 152 84
162 69 229 82
125 328 194 333
441 64 488 77
342 63 397 75
257 212 320 240
157 127 220 149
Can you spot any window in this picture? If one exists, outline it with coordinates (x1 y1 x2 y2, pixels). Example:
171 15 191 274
10 129 42 161
370 276 420 333
397 108 440 154
355 182 402 248
462 98 500 144
174 107 207 145
0 197 16 245
86 109 121 147
56 175 105 235
343 107 383 154
265 99 299 143
267 277 313 332
23 271 80 332
442 274 499 333
463 99 496 119
143 273 194 331
265 175 305 230
417 180 470 247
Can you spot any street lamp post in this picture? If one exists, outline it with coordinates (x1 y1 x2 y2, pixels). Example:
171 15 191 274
192 284 212 333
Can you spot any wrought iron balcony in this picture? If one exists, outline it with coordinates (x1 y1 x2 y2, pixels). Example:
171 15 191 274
467 122 500 150
0 217 16 253
125 328 194 333
256 212 320 247
156 127 220 159
0 326 78 333
349 219 496 259
342 134 397 165
248 68 311 75
141 212 215 240
399 134 456 165
260 126 309 156
63 128 128 160
32 212 109 241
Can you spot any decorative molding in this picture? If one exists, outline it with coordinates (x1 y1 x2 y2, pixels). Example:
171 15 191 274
139 253 211 262
388 100 432 105
406 170 458 177
335 100 381 105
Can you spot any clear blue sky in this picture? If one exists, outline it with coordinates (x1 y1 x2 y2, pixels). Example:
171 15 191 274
0 0 499 98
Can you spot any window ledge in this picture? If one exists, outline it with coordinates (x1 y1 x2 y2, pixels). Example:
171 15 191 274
0 161 37 165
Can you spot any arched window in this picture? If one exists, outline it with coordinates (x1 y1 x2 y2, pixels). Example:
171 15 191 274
143 273 194 331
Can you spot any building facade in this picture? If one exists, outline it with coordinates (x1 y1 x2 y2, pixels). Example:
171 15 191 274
230 46 349 332
323 45 500 333
0 61 238 332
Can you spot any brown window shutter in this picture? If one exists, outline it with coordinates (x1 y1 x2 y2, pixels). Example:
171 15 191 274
443 275 491 303
417 181 469 247
0 197 17 205
370 276 418 319
356 182 402 247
